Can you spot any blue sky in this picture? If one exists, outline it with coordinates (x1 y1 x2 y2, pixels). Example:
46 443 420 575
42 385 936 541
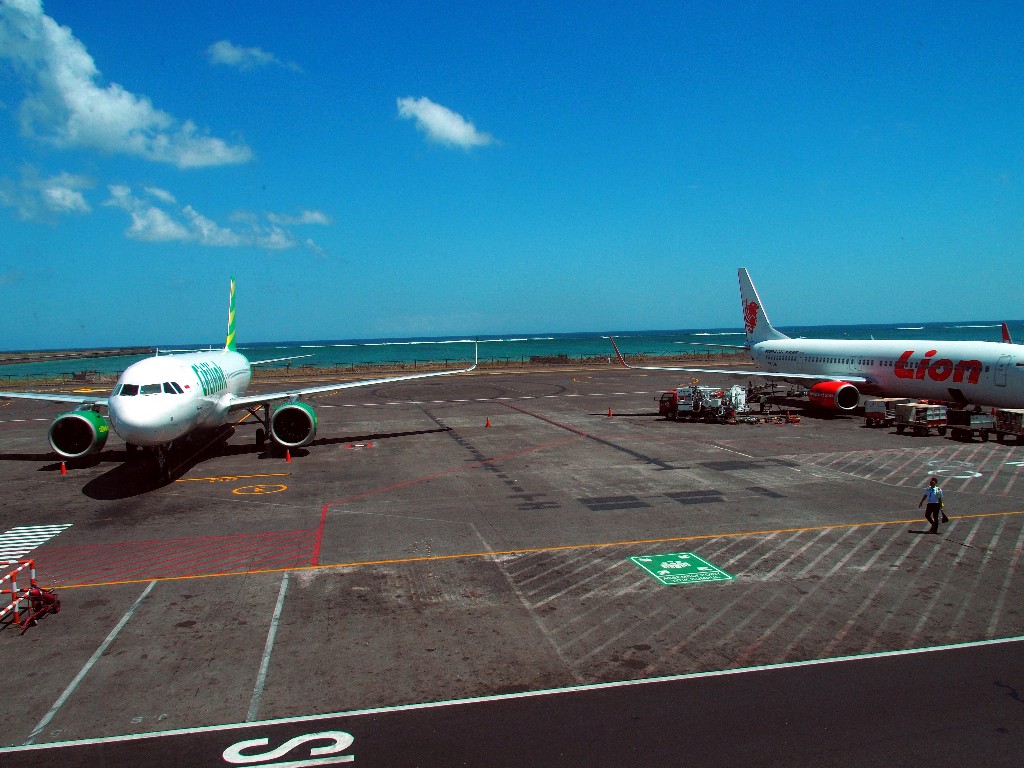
1 1 1022 349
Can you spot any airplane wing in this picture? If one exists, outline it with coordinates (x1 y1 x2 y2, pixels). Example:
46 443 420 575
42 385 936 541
250 354 314 366
225 344 478 409
608 338 869 383
0 391 109 406
671 341 748 350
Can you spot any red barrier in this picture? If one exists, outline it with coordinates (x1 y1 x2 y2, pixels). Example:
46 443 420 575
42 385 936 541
0 560 59 633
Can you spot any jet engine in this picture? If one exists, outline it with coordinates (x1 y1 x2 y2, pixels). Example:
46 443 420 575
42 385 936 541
48 409 110 458
807 381 861 411
270 401 318 448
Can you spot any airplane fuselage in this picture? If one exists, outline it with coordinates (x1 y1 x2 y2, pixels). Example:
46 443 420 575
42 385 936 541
108 350 252 447
750 338 1023 408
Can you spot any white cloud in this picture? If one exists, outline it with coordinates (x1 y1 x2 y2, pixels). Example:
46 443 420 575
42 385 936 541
303 238 327 259
0 1 252 168
182 205 243 247
41 182 88 213
0 166 92 219
127 205 191 242
103 184 323 252
397 96 496 148
143 186 176 205
254 226 296 250
207 39 301 72
267 209 331 225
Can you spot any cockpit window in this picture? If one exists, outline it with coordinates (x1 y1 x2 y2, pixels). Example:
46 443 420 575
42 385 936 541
119 384 139 396
140 383 162 395
163 382 176 394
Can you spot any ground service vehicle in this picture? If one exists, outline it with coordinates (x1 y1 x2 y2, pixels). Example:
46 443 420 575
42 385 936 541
895 403 948 436
993 409 1024 443
864 398 913 427
947 409 993 441
660 384 749 422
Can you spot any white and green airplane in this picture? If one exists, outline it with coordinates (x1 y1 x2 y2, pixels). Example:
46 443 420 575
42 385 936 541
0 280 477 477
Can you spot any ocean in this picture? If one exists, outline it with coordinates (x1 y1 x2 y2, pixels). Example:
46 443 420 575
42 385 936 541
1 321 1021 381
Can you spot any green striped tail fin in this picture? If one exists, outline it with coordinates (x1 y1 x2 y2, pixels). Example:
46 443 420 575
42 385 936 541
225 278 237 351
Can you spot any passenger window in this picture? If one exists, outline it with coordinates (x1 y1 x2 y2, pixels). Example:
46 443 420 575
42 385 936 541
140 383 162 395
120 384 139 396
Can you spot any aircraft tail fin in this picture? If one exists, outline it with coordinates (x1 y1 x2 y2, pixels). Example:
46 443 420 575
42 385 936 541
609 337 632 368
1002 322 1014 344
738 268 788 345
225 278 237 351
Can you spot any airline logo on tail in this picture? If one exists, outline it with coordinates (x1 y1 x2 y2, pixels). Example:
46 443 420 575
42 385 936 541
743 300 759 335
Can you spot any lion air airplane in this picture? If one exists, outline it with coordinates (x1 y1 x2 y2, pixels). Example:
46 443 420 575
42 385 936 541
0 280 477 478
611 268 1023 412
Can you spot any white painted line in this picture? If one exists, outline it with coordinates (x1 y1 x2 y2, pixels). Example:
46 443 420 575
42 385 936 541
0 524 73 561
6 634 1024 754
248 572 290 722
712 444 756 459
25 580 156 745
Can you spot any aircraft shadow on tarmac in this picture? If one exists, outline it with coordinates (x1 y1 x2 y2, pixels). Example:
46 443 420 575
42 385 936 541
0 425 454 500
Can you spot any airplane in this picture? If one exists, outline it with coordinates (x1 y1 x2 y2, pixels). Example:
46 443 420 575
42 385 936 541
0 280 477 479
610 268 1023 412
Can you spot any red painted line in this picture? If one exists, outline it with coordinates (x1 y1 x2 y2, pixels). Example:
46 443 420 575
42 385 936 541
313 502 329 567
40 530 318 585
312 435 585 566
497 400 592 437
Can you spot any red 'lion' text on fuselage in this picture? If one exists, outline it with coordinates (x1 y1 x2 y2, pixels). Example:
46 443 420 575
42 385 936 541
894 350 983 384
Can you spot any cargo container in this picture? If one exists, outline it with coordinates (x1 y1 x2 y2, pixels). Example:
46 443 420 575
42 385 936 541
894 403 948 436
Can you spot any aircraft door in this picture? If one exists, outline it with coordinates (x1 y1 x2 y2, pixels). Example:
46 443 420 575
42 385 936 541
995 355 1011 387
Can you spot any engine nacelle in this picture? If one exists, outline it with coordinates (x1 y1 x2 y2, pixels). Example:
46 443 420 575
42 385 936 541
48 409 110 458
270 401 317 448
808 381 861 411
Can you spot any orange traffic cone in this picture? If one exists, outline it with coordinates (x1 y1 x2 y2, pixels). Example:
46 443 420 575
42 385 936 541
486 418 491 428
285 449 292 463
60 461 67 475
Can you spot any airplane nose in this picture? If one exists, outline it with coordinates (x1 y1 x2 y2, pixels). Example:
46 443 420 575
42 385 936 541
109 398 185 446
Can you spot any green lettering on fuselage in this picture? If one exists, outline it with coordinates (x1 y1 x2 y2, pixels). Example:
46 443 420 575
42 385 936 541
191 362 227 396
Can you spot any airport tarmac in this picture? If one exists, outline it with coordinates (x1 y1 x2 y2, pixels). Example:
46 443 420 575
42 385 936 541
1 366 1024 765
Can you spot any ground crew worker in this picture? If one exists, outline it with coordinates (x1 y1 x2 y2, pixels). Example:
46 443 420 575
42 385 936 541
919 477 945 534
759 394 767 413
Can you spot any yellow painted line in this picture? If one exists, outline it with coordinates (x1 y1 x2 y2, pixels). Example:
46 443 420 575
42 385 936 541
53 509 1024 591
176 473 291 484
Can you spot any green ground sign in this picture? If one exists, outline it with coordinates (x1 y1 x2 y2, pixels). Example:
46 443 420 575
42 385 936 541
629 552 735 586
